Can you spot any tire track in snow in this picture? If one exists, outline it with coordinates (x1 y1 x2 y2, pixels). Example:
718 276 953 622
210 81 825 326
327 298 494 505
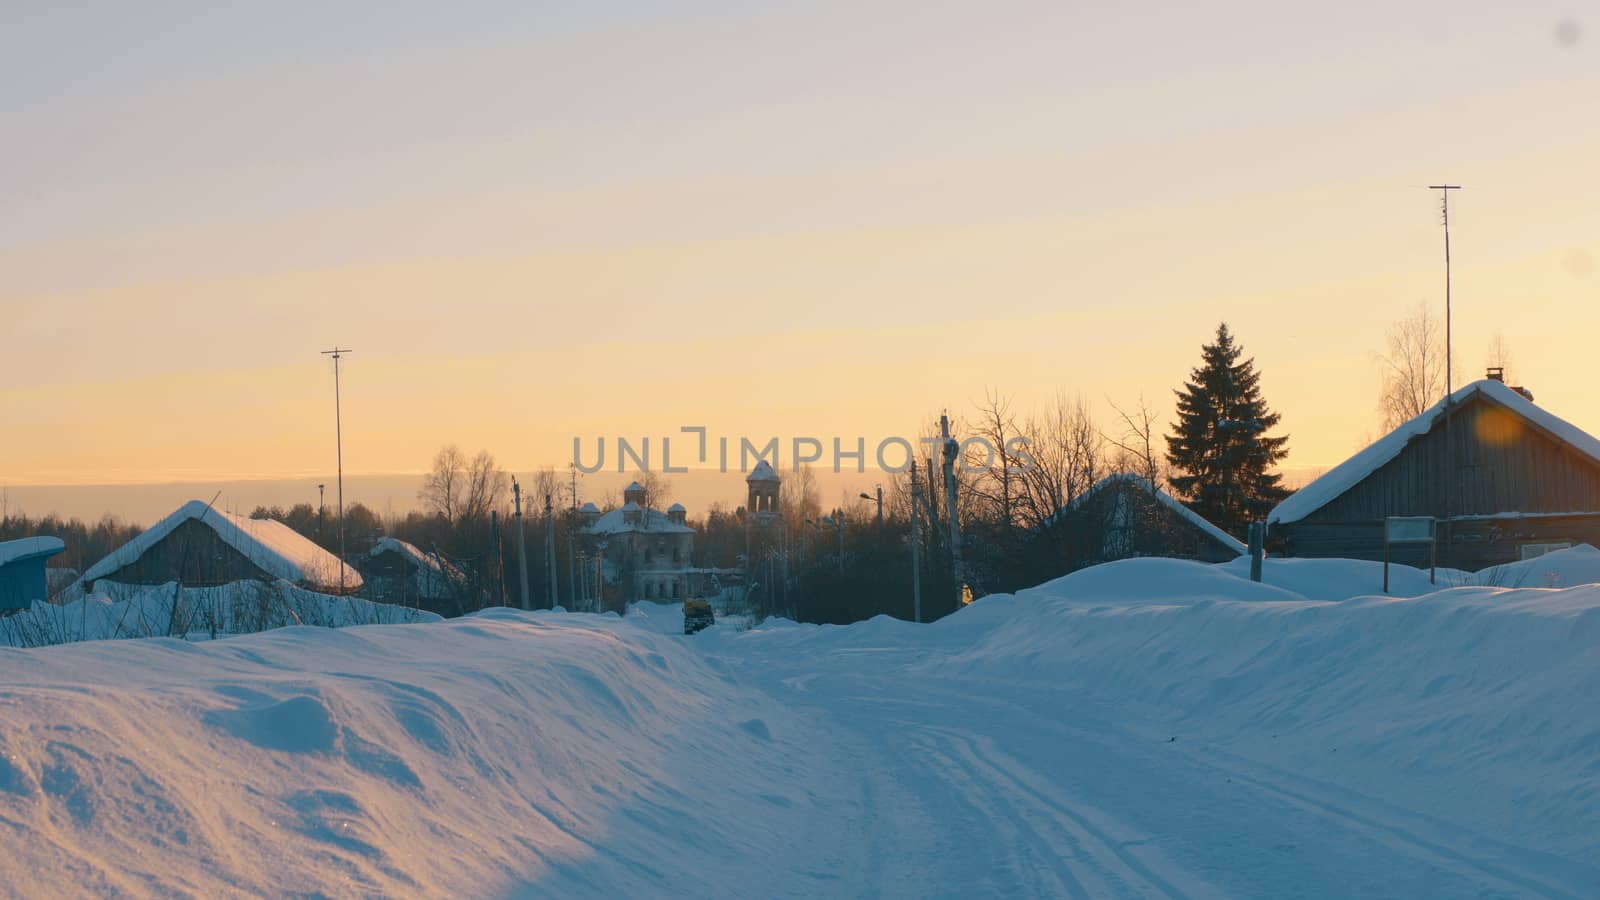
920 725 1204 900
1169 745 1600 900
901 725 1094 898
756 663 1101 897
908 723 1171 896
931 681 1599 899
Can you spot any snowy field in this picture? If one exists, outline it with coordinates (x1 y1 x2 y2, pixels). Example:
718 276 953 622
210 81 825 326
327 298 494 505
1 554 1598 897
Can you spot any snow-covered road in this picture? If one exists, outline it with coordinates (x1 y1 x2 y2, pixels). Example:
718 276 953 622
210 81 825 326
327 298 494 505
719 638 1596 899
2 555 1598 897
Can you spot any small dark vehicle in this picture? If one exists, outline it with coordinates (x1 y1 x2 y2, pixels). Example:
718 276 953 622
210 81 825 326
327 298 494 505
683 599 715 634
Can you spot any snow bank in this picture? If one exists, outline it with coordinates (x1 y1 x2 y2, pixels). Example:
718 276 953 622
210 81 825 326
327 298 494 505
930 580 1600 863
624 600 687 634
0 609 827 897
1027 552 1473 604
1471 543 1600 589
1216 554 1466 599
0 580 437 648
1023 557 1309 605
3 555 1597 896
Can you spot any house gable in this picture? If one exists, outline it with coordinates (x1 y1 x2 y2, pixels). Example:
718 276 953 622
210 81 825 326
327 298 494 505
1299 392 1600 524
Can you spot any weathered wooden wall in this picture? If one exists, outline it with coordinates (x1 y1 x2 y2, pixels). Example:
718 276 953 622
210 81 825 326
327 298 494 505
1047 481 1242 570
93 518 272 587
1276 393 1600 569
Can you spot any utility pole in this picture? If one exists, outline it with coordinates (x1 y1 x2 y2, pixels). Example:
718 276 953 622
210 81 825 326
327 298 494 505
545 492 558 609
512 477 530 610
1430 184 1461 564
837 510 845 573
568 466 579 609
941 413 963 607
909 466 922 623
780 518 790 619
489 509 503 607
320 347 352 594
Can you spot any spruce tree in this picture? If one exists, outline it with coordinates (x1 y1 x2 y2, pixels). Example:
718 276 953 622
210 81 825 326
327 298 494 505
1165 323 1291 536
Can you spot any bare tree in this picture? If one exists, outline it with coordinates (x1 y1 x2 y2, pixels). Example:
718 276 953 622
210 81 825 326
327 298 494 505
1104 395 1163 488
1014 392 1103 530
531 467 562 512
968 388 1019 527
1486 332 1515 382
419 445 468 524
461 450 510 523
420 445 508 524
781 464 822 533
1376 302 1449 430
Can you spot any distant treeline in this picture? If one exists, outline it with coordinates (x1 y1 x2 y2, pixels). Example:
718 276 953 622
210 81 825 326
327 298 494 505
7 322 1307 627
0 513 144 575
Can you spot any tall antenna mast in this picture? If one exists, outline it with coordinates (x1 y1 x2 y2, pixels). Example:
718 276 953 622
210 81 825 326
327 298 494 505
1428 184 1461 562
1429 185 1461 401
321 346 353 594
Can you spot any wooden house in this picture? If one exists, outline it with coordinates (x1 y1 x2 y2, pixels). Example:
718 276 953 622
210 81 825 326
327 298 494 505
78 500 363 595
1269 375 1600 570
362 537 467 612
1042 473 1246 571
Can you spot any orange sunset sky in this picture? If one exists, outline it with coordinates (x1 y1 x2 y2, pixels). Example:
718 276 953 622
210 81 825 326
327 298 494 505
3 3 1598 521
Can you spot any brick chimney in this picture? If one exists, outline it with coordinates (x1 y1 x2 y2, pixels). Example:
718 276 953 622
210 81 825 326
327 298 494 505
1487 367 1534 402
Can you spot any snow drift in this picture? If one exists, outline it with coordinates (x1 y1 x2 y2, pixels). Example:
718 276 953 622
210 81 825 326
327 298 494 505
0 557 1596 897
0 610 826 897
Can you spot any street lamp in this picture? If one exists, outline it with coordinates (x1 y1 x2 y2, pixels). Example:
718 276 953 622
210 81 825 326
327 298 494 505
859 485 884 525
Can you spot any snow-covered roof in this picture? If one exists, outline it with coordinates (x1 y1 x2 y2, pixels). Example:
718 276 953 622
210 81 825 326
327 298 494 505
80 500 363 593
667 502 686 513
368 537 464 597
0 536 66 568
580 502 601 514
746 460 780 483
370 537 450 573
1061 474 1246 554
1270 379 1600 526
584 505 694 535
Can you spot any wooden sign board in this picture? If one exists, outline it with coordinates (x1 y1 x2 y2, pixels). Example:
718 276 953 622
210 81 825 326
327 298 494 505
1385 516 1436 544
1384 516 1437 592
